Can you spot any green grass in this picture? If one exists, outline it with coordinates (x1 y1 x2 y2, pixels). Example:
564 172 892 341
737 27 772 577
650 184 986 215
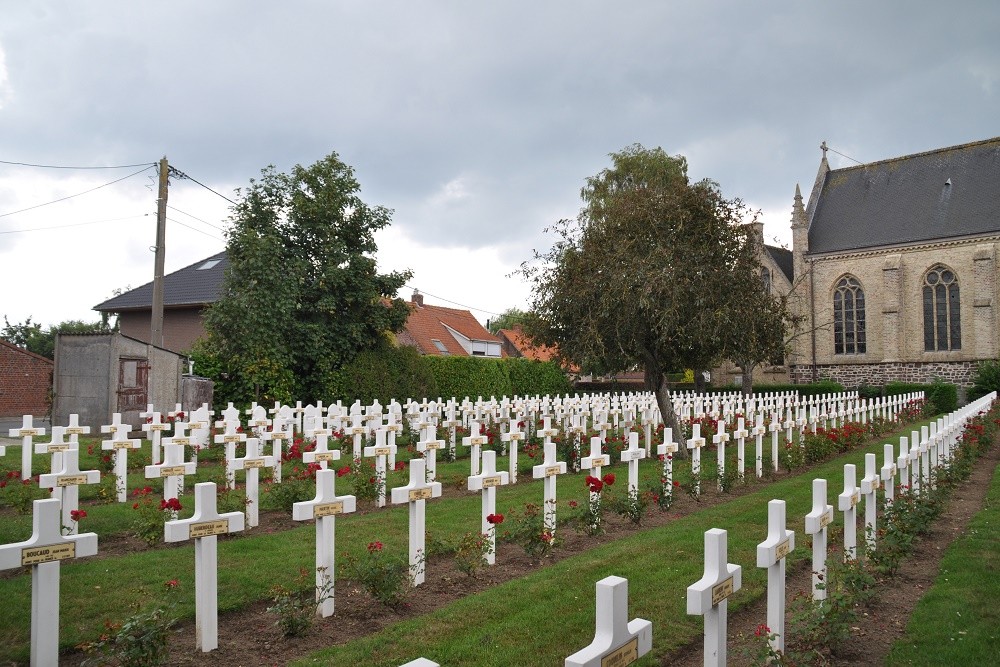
885 455 1000 666
0 419 935 664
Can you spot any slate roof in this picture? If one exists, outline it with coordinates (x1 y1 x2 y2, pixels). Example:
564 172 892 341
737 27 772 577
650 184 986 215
764 245 793 283
93 252 227 312
808 137 1000 254
403 301 502 356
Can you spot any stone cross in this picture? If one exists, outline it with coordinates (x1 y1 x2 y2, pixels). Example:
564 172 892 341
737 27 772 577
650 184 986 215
248 404 270 432
592 412 611 444
164 482 245 652
880 443 896 503
163 420 194 494
416 424 445 482
581 436 610 479
261 416 292 484
468 450 510 565
63 413 90 444
757 499 795 654
501 421 526 483
768 412 781 473
385 411 403 469
897 436 911 491
687 423 707 496
214 420 246 489
920 425 932 491
101 421 141 502
532 440 567 535
804 478 834 601
38 448 100 536
303 426 340 470
713 421 729 491
909 429 922 495
538 415 560 445
657 428 679 502
442 406 462 461
231 437 276 528
145 443 197 519
9 415 45 479
687 528 742 667
461 421 489 477
564 575 653 667
390 458 442 586
733 417 748 480
292 468 357 617
186 405 214 463
0 498 98 667
837 464 861 561
142 408 170 465
363 428 396 508
751 413 766 478
33 426 75 506
861 452 881 551
345 412 367 461
620 432 646 496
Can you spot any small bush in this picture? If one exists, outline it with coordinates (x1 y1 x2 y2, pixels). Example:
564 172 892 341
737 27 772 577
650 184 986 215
968 359 1000 401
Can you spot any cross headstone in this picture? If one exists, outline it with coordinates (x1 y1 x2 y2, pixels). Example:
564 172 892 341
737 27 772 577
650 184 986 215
564 575 653 667
63 414 90 444
657 428 679 503
142 408 170 465
804 478 834 601
462 421 489 476
687 528 742 667
214 419 246 489
145 443 197 519
303 426 340 470
880 443 896 503
757 499 795 654
231 437 276 528
768 412 781 472
713 421 729 491
390 458 442 586
261 416 291 484
162 420 195 494
385 411 403 469
292 468 357 617
861 452 881 551
363 429 396 508
101 421 141 502
33 426 75 505
733 417 748 480
532 441 567 535
621 432 646 496
467 450 510 565
909 429 921 495
346 412 367 461
837 464 861 561
687 423 707 496
38 448 100 535
501 421 526 483
0 498 98 667
164 482 245 652
9 415 45 479
416 424 445 482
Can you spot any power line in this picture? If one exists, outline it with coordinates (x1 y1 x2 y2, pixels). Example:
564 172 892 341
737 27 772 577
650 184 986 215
0 214 149 235
169 167 237 205
166 205 227 232
165 217 225 242
0 159 156 170
826 146 864 165
403 285 502 316
0 165 156 218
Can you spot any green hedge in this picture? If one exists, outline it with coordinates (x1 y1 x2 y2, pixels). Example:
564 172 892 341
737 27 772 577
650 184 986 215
423 356 572 402
884 379 957 414
328 344 439 405
968 360 1000 401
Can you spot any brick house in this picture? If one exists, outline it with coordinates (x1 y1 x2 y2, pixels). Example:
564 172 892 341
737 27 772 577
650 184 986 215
395 291 503 357
785 137 1000 387
0 339 54 418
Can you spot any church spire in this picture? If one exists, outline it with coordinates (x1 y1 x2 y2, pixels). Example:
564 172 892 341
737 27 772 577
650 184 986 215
790 184 806 229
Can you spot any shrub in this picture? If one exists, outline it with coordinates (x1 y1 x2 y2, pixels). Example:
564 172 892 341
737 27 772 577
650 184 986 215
424 356 512 400
968 359 1000 401
925 377 958 413
328 342 438 405
343 540 412 606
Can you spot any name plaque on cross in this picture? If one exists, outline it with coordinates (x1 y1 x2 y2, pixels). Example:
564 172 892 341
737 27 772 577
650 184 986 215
22 542 76 565
409 487 434 501
314 501 344 517
564 575 652 667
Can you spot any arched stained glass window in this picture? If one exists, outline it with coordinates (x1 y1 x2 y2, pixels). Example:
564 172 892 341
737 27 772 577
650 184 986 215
923 265 961 351
833 276 866 355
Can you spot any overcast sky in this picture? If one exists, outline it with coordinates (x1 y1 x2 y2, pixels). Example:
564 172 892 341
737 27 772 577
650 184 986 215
1 2 998 330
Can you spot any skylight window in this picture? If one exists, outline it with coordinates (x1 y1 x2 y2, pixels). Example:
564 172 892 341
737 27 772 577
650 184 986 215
432 339 449 354
197 259 221 270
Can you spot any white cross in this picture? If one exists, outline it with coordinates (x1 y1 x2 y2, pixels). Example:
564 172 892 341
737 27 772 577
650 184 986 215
920 425 931 492
532 441 567 535
687 423 706 497
804 478 834 601
101 421 141 503
390 458 442 586
345 413 367 461
581 436 610 479
909 430 922 495
260 416 292 484
33 426 76 506
417 424 446 482
248 405 270 432
751 413 766 479
142 409 170 465
468 450 510 565
163 420 195 494
0 498 98 667
837 463 861 561
687 528 742 667
768 412 781 473
9 415 45 479
880 443 896 503
214 420 246 489
38 448 100 536
145 443 197 519
501 421 525 483
63 414 90 444
303 426 340 470
363 429 396 508
733 417 748 480
657 428 679 502
861 452 881 551
564 575 652 667
164 482 245 652
462 421 489 477
538 415 560 443
713 421 729 491
756 499 795 654
292 468 357 617
231 437 276 528
186 405 214 460
620 432 646 496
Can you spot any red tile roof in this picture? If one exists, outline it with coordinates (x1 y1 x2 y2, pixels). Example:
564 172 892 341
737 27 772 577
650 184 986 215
400 297 503 356
497 326 559 362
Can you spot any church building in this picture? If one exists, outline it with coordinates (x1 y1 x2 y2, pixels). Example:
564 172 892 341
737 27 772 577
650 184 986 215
784 137 1000 388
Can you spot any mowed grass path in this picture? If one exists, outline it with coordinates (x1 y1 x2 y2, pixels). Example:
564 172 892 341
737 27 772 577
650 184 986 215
886 454 1000 666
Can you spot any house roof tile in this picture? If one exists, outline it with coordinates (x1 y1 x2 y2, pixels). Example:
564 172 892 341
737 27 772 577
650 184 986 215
402 301 503 356
93 252 227 312
497 326 559 362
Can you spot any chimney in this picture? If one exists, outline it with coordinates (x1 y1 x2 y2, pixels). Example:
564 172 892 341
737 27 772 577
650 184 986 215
411 289 424 307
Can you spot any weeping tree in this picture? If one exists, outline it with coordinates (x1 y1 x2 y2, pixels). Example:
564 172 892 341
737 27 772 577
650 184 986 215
522 144 789 452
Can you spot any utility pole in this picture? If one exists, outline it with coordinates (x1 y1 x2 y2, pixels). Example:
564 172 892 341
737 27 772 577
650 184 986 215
151 156 168 348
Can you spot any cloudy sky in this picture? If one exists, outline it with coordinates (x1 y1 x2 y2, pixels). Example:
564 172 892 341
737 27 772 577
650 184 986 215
1 2 998 330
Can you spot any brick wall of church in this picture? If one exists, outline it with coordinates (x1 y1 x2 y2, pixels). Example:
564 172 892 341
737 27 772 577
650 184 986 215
789 361 979 387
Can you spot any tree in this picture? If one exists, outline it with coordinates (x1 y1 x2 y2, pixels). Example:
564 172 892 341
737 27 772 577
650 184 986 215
486 307 529 334
522 144 790 447
201 152 412 404
1 316 112 359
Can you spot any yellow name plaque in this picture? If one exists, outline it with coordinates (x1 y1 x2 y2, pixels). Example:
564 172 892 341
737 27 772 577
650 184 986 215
545 466 562 477
189 520 229 538
160 466 188 477
711 576 734 606
57 475 89 487
408 487 434 501
482 476 502 488
21 543 75 566
601 637 638 667
820 513 833 528
312 452 336 462
374 447 391 456
314 502 344 517
775 538 792 561
243 459 265 469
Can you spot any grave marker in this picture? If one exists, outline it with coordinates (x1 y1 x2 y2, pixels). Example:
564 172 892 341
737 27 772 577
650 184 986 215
467 450 509 565
231 437 276 528
837 464 861 561
757 499 795 654
214 419 246 489
501 421 526 483
687 423 707 496
390 458 441 586
712 421 729 491
38 448 100 535
620 432 646 495
804 478 834 601
532 440 567 535
363 429 396 508
101 421 141 502
142 409 170 465
462 421 489 476
861 452 880 551
657 428 678 504
564 575 652 667
687 528 742 667
145 443 197 519
416 424 445 482
9 415 45 479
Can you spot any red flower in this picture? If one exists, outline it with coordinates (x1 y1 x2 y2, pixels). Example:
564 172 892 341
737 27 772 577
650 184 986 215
70 509 87 522
486 513 504 525
754 624 771 637
602 473 615 486
132 502 140 509
673 481 681 487
367 541 383 553
160 497 182 512
393 461 405 471
165 579 179 589
568 500 579 508
336 465 351 477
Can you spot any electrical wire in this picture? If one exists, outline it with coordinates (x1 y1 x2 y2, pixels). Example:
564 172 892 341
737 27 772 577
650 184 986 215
169 167 237 205
0 165 156 218
0 214 150 235
165 217 225 242
166 205 227 232
0 159 155 170
403 285 502 316
826 146 863 165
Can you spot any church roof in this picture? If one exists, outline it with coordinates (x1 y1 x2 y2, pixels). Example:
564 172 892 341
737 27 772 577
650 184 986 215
94 252 227 312
808 137 1000 254
764 244 793 283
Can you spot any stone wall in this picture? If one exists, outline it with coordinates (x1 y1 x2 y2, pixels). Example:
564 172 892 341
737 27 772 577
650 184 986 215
790 361 980 387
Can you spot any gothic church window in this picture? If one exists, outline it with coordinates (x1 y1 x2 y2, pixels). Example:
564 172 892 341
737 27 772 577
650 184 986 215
923 265 961 351
833 276 866 355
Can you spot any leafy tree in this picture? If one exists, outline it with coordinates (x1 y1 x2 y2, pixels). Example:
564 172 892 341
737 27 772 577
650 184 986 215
202 152 412 404
486 307 529 334
1 316 111 359
522 144 790 446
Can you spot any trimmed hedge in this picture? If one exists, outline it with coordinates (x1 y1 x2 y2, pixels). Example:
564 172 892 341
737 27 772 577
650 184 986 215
423 356 572 401
329 344 439 405
968 359 1000 401
884 379 957 414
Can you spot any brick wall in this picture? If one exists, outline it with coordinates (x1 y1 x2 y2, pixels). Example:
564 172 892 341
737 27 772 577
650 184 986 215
0 340 54 418
789 361 979 387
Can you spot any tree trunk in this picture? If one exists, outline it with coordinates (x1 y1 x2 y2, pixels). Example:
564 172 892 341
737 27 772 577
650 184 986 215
646 366 687 460
740 363 754 396
694 368 707 393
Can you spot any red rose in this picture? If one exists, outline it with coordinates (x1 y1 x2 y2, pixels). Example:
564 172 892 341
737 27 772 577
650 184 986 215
602 473 615 486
